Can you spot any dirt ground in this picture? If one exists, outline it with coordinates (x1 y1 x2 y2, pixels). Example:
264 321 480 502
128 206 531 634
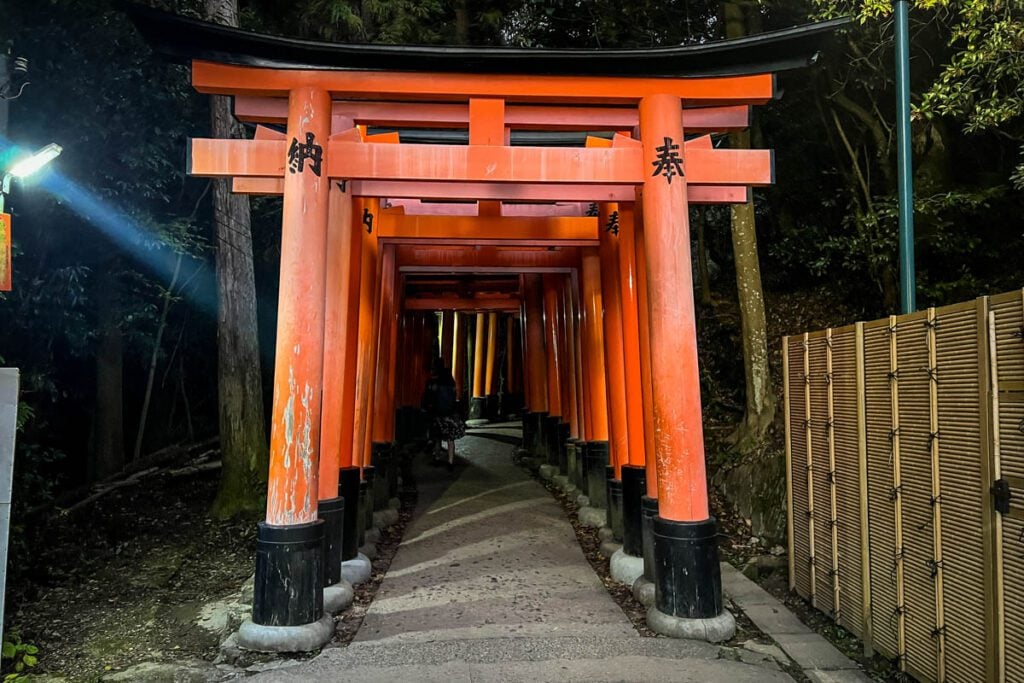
5 469 257 681
4 452 419 683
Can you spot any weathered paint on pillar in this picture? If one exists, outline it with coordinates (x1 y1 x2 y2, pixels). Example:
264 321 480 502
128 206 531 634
440 311 455 370
523 274 549 413
617 204 647 467
633 197 659 497
484 312 499 395
542 274 563 419
266 86 331 525
351 199 380 472
598 203 630 477
372 245 397 442
472 312 486 399
640 94 708 523
580 249 609 441
318 180 356 500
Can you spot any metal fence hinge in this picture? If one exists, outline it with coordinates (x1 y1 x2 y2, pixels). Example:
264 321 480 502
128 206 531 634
992 478 1012 515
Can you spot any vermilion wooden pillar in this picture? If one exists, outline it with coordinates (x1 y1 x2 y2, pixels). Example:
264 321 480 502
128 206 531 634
616 205 646 468
469 312 487 420
319 182 356 500
253 86 331 633
484 311 499 416
632 196 661 596
370 245 397 513
598 203 630 480
640 94 730 636
556 280 578 445
571 275 586 440
580 248 610 507
352 199 380 472
634 199 658 498
522 274 549 455
542 274 565 469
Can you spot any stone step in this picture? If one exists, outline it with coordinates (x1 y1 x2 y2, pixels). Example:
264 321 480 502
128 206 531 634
250 634 795 682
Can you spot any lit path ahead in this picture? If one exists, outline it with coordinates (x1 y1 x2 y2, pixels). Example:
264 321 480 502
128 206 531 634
255 424 794 682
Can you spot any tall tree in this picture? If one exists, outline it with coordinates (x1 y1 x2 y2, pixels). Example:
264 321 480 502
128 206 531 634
206 0 269 518
724 0 775 450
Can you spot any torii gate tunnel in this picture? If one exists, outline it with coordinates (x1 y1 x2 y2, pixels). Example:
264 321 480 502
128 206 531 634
129 6 843 650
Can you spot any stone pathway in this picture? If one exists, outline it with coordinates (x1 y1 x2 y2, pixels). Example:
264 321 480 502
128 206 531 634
254 426 797 682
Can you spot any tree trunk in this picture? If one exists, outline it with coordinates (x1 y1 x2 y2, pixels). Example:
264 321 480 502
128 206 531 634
724 1 776 450
134 252 182 461
455 0 470 45
207 0 269 518
92 267 124 481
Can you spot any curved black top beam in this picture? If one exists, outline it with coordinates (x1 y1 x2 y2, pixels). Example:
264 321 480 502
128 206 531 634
121 4 848 78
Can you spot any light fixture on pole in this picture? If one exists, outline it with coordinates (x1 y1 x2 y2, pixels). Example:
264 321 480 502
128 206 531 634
1 142 63 213
1 142 62 292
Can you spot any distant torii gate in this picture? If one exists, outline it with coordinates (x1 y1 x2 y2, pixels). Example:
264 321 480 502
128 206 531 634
127 4 844 652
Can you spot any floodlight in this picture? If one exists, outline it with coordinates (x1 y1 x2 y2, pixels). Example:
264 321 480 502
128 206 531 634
9 143 63 179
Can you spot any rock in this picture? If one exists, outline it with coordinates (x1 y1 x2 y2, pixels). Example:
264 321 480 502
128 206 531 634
756 554 788 571
770 545 786 556
741 639 790 666
741 560 759 581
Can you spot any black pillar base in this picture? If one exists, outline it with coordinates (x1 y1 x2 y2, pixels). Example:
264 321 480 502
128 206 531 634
339 466 361 561
577 442 590 496
532 411 548 459
318 496 345 586
557 422 570 473
523 411 537 451
653 516 724 619
387 442 399 498
544 416 561 467
485 394 500 420
621 466 646 557
566 439 579 489
252 520 324 626
606 469 624 542
468 396 487 421
585 442 609 507
362 466 376 532
357 481 368 546
641 496 659 582
371 443 391 510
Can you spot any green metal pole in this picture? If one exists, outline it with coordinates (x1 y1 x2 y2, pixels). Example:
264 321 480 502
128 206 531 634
894 0 916 314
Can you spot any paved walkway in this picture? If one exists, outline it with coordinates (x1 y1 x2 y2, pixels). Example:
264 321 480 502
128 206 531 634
255 425 796 682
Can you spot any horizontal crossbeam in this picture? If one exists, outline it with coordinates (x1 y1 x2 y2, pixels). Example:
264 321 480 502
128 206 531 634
191 139 773 186
233 98 750 132
193 61 775 105
379 214 598 246
396 246 578 270
232 178 747 203
404 296 522 312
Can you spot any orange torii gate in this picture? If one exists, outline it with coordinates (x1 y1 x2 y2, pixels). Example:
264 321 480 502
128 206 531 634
126 4 844 652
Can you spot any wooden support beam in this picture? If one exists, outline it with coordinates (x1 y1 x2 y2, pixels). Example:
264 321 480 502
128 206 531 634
405 297 521 312
193 138 772 187
378 214 597 243
233 177 748 204
235 97 750 132
194 61 775 104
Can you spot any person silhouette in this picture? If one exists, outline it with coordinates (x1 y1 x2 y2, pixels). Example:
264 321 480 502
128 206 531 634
422 356 465 471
